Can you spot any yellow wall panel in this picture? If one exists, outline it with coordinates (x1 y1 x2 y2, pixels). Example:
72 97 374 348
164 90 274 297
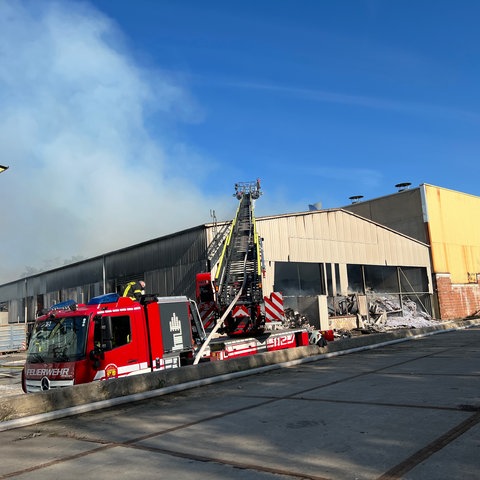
425 185 480 283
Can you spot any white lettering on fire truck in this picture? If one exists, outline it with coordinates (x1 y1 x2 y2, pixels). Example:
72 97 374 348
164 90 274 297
169 312 183 350
26 367 71 377
267 333 295 349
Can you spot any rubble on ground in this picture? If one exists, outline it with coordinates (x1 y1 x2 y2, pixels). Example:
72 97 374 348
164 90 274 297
366 295 439 332
282 308 316 331
280 293 439 340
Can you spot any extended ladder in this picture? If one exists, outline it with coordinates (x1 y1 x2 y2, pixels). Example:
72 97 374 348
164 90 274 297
214 180 264 335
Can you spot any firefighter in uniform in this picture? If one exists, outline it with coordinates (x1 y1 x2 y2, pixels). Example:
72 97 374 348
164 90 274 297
122 280 146 301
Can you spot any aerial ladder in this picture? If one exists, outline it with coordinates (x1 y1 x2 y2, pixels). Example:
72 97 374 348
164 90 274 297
194 179 318 366
195 180 266 341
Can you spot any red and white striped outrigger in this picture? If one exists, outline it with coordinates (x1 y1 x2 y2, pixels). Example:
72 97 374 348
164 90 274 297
264 291 285 322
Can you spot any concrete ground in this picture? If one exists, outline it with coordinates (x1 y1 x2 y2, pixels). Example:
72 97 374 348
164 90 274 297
0 352 24 397
0 326 479 479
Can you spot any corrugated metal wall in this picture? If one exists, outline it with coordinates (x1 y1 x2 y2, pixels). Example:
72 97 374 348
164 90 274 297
343 188 427 243
0 225 209 323
0 210 434 325
257 209 430 263
253 209 433 323
424 184 480 283
341 184 480 285
255 209 431 299
204 210 432 293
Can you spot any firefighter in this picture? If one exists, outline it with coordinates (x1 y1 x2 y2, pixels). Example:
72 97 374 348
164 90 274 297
122 280 146 301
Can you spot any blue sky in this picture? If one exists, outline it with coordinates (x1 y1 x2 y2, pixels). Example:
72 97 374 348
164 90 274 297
1 0 479 282
92 0 480 204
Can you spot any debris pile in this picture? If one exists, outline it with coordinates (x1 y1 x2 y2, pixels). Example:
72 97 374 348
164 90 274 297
364 294 439 332
276 293 439 342
282 307 316 331
328 294 357 316
280 307 351 346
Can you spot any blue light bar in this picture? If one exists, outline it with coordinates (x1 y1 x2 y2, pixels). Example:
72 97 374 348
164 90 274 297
50 299 77 311
87 293 120 305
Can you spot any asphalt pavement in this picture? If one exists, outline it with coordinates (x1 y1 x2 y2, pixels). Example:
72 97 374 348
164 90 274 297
0 326 479 479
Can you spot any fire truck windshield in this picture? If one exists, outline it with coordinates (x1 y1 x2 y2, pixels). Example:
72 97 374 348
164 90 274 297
27 315 89 363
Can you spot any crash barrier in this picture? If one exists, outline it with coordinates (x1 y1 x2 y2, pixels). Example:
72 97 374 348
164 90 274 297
1 318 479 431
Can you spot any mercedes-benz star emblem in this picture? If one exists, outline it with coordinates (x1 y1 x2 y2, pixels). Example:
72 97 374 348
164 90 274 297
40 376 50 391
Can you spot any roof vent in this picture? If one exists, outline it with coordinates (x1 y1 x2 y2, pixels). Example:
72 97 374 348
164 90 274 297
395 182 411 192
349 195 364 204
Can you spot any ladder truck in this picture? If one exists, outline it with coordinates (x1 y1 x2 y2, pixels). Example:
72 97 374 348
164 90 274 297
197 180 265 337
22 290 310 392
22 180 313 391
193 180 312 365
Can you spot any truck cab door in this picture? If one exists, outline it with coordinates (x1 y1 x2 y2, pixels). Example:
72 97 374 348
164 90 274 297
92 313 147 380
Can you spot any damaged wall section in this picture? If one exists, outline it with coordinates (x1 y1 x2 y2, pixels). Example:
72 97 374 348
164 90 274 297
273 261 432 330
343 184 480 320
256 209 433 330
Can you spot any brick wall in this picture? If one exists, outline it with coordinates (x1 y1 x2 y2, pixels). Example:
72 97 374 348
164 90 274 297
436 274 480 320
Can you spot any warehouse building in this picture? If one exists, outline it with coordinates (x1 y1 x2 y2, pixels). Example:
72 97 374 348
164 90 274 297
0 208 433 332
342 183 480 320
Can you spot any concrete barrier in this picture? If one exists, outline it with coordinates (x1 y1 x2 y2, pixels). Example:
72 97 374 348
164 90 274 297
1 318 478 424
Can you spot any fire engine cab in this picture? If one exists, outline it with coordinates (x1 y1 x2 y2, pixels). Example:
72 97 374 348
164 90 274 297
23 294 206 393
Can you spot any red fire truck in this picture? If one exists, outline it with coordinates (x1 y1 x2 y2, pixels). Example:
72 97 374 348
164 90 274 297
23 181 315 393
22 293 310 393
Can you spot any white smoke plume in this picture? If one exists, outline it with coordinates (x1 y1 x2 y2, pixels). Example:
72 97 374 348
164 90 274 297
0 0 230 283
